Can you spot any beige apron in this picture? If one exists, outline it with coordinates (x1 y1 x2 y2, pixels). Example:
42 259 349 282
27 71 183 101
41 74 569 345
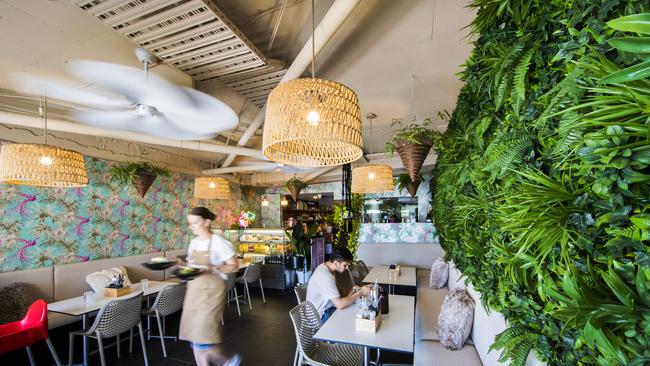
179 238 227 344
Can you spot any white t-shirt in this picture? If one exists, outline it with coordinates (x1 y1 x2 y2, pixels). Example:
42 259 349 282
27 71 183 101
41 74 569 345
187 233 235 279
306 263 340 317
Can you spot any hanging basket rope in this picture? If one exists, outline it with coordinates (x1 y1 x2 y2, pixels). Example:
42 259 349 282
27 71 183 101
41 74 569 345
0 144 88 187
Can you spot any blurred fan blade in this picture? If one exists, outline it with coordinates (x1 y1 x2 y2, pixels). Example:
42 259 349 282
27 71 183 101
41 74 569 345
66 60 195 110
10 73 130 109
162 87 238 135
72 109 216 140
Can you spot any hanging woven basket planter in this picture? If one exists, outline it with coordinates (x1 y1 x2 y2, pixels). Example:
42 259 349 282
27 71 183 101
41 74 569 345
406 178 421 197
133 171 156 198
395 139 432 182
288 186 302 202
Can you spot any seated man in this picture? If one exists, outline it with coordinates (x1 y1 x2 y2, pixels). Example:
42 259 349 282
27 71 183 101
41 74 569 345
306 247 371 322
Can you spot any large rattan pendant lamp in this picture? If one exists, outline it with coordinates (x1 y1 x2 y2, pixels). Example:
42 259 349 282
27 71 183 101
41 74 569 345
262 0 363 167
0 96 88 187
193 176 230 199
352 113 394 193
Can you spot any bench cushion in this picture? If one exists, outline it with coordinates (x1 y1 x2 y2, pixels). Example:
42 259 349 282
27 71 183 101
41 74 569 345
415 286 449 341
414 341 482 366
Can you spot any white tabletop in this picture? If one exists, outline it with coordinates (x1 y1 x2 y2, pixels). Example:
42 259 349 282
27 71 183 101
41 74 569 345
48 281 175 316
363 266 417 287
313 294 415 353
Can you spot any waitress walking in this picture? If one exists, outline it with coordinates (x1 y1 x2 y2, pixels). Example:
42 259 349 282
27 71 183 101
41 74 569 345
179 207 241 366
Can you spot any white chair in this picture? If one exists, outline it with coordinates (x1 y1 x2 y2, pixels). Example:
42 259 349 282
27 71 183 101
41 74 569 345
292 284 308 366
225 273 242 317
68 293 148 366
141 283 186 357
289 301 362 366
235 263 266 310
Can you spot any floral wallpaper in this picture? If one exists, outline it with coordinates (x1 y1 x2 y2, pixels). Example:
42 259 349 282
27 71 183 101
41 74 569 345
358 223 437 243
0 149 263 272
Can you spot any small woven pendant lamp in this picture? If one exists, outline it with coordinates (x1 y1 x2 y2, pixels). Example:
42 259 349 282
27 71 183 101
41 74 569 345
262 0 363 167
193 177 230 199
352 113 394 193
0 97 88 187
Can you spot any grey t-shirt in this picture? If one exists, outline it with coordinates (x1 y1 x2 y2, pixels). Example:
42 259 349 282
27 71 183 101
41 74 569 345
306 263 340 317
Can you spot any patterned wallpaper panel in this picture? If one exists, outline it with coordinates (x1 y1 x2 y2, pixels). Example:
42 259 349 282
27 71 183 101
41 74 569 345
0 152 261 272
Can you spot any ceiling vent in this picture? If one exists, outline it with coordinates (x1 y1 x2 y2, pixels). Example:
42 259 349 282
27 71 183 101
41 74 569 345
74 0 287 107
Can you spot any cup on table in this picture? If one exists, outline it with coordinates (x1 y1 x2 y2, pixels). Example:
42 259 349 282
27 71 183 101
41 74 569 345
82 291 94 306
141 279 149 290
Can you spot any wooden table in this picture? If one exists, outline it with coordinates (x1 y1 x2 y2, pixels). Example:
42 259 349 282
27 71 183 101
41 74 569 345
363 266 417 294
49 281 176 366
313 294 415 366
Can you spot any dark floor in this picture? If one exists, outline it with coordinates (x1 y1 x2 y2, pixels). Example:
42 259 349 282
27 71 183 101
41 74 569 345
1 285 413 365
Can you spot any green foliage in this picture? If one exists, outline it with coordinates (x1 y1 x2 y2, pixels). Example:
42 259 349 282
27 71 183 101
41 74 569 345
332 194 365 260
108 161 170 185
394 173 422 192
384 117 440 154
433 5 650 366
285 174 307 190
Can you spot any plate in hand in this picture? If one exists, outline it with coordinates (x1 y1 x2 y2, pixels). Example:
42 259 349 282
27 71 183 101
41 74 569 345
172 266 203 280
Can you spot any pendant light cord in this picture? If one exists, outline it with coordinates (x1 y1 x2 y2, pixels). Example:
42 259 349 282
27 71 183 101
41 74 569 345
311 0 315 78
369 117 374 155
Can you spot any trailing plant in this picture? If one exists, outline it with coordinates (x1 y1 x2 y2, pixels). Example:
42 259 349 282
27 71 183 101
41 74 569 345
284 175 307 191
384 117 439 154
108 161 170 185
332 193 365 259
433 5 650 366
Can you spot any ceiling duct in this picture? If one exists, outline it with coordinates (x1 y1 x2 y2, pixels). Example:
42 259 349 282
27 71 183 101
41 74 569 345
73 0 287 107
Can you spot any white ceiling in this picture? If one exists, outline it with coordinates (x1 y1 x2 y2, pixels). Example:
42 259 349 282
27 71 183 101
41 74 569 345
0 0 475 182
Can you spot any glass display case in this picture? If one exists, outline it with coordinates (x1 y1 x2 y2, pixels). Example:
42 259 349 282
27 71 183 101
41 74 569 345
224 229 293 290
362 196 419 223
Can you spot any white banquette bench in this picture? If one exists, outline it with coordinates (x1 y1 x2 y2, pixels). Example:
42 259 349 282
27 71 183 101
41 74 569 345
0 249 187 329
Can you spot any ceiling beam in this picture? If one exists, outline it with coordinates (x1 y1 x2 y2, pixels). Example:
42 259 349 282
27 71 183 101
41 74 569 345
0 111 266 160
219 0 362 168
200 163 278 174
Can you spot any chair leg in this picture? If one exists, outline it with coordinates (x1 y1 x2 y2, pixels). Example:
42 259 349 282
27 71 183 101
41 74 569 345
138 322 150 366
293 347 299 366
45 338 63 366
117 333 121 358
146 314 151 341
25 346 36 366
221 313 224 326
96 334 107 366
245 282 252 310
259 278 266 303
156 312 167 357
129 328 134 353
234 286 241 316
68 333 75 366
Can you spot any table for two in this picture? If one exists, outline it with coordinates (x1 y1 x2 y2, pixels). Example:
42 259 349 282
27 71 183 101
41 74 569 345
48 280 175 366
362 265 416 294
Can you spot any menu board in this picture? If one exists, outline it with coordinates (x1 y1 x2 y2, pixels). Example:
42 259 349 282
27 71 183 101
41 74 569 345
310 236 325 270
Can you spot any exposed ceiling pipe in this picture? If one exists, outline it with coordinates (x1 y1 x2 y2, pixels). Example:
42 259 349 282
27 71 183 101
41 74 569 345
0 111 266 160
200 162 278 174
220 0 362 168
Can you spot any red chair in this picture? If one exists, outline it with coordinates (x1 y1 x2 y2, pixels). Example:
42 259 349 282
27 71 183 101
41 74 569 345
0 299 62 366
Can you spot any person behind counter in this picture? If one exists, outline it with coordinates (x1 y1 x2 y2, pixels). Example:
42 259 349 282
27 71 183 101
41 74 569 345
178 207 241 366
306 247 371 322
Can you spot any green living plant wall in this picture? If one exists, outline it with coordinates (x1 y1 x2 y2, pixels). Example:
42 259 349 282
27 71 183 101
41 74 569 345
432 1 650 366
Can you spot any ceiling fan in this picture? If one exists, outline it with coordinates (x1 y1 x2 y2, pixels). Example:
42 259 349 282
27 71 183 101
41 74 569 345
10 48 238 140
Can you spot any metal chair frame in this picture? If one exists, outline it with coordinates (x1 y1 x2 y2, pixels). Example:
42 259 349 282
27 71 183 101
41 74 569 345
141 283 186 357
68 293 148 366
235 263 266 310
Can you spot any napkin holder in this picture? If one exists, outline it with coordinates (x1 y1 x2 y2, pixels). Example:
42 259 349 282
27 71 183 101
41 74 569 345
355 313 382 333
104 286 131 297
387 265 401 277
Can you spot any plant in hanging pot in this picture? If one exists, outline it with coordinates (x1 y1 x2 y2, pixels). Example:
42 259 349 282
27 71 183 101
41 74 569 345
395 173 422 197
285 175 307 203
385 117 441 182
109 161 170 197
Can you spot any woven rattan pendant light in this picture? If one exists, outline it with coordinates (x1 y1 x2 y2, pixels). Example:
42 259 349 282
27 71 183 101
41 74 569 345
194 177 230 199
262 0 363 167
352 113 393 193
0 97 88 187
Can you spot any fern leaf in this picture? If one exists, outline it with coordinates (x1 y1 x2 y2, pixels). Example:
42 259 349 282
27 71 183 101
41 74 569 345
511 47 537 114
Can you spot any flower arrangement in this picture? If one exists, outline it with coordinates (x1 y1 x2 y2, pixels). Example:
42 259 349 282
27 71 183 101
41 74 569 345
238 210 256 228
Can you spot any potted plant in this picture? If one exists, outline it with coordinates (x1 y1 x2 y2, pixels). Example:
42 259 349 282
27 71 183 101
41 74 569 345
395 173 422 197
285 174 308 203
109 161 171 197
385 117 440 182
